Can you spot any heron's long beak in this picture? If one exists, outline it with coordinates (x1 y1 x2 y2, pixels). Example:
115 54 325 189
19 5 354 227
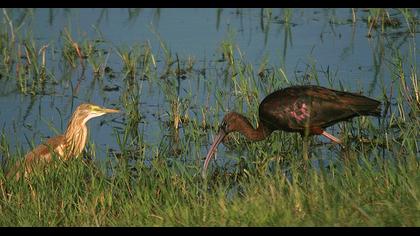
101 108 120 113
202 129 226 177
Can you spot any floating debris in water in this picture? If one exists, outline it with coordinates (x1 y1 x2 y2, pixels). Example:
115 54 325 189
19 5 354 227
103 85 120 92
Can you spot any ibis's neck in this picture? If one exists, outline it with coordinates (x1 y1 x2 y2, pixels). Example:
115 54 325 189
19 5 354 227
234 113 273 142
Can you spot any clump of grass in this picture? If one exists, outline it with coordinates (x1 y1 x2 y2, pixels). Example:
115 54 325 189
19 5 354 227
21 40 49 92
62 28 85 69
141 41 157 79
86 40 110 78
62 27 109 76
365 9 402 37
115 44 142 80
13 37 53 95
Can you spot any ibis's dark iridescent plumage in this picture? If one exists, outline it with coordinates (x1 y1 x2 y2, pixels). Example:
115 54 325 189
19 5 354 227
202 85 381 175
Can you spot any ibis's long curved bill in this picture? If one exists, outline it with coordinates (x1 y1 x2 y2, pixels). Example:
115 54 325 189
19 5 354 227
202 130 226 177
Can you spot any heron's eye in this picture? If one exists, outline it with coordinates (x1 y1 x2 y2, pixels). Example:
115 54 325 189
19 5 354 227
91 106 101 112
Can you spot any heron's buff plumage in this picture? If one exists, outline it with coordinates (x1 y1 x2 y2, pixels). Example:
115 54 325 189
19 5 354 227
7 103 118 180
62 108 90 160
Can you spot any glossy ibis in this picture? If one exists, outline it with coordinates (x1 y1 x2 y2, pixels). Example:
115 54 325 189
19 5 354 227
7 103 120 180
202 85 381 176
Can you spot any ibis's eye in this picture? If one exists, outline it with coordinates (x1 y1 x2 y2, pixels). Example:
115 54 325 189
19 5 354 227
219 121 227 131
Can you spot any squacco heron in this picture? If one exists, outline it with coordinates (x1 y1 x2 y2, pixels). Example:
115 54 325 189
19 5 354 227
7 103 119 180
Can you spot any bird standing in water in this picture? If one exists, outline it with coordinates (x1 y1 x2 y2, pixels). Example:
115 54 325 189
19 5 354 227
202 85 381 176
8 103 119 180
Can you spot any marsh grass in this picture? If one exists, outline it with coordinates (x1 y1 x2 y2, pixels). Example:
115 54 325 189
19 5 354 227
0 141 418 226
0 8 419 226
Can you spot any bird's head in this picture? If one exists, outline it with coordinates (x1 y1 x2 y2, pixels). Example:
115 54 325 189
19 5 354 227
202 112 243 177
218 112 244 134
75 103 120 124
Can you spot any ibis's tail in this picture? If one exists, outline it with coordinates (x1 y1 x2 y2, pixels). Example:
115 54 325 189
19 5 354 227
337 91 382 117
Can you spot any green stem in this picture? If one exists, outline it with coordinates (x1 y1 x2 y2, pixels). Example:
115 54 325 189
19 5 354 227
302 135 309 162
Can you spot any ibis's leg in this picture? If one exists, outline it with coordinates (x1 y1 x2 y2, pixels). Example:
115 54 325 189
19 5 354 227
321 130 348 160
321 130 343 145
